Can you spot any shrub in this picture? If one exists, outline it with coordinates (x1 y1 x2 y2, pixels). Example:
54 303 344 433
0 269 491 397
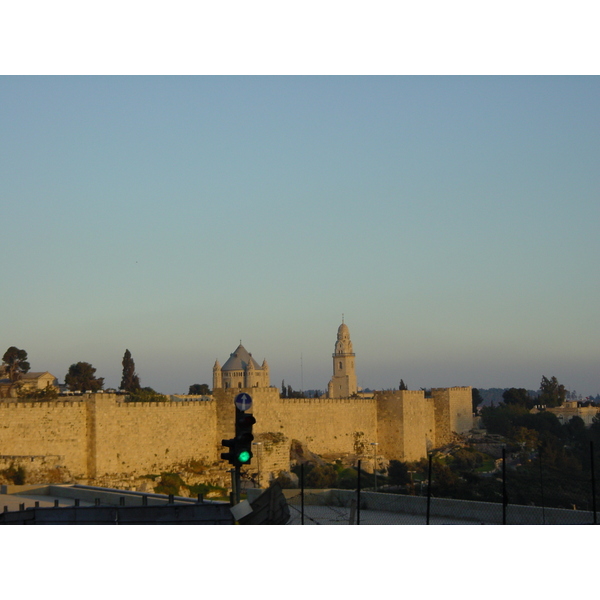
1 463 26 485
154 472 185 495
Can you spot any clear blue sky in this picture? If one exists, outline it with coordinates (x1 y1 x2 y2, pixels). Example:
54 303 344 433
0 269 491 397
2 76 599 396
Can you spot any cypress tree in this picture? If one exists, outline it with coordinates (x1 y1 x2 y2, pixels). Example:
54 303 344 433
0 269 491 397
121 349 141 392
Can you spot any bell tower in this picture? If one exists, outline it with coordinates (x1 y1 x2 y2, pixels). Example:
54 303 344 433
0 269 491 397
327 318 358 398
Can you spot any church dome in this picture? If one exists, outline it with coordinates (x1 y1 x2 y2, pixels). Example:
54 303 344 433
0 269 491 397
221 344 262 371
337 323 350 339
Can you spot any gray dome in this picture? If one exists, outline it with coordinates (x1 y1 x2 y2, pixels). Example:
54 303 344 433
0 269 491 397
221 344 261 371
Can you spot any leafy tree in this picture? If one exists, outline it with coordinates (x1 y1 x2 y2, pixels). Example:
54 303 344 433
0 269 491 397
388 460 411 485
188 383 210 395
127 387 168 402
399 379 408 391
481 403 526 437
450 448 483 471
120 349 140 392
303 463 337 488
472 388 483 413
281 380 286 398
539 375 566 408
18 384 58 400
65 362 104 392
502 387 535 409
2 347 30 382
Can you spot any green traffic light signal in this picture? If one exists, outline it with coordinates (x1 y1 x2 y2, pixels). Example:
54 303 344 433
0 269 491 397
237 450 251 463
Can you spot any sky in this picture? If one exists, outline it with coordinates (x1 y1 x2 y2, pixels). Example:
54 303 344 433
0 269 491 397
2 75 599 396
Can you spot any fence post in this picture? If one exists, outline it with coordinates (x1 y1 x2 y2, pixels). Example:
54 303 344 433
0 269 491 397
591 441 597 525
502 447 507 525
301 463 305 526
357 459 361 525
539 445 546 525
426 453 432 525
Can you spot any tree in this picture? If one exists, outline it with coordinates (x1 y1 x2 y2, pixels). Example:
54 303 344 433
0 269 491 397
472 388 484 413
399 379 408 390
127 387 168 402
188 383 210 395
65 362 104 392
539 375 566 408
388 460 411 485
2 347 30 382
120 349 140 392
502 387 534 409
18 384 58 400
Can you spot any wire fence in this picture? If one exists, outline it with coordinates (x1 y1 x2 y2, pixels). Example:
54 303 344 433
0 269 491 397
284 442 599 525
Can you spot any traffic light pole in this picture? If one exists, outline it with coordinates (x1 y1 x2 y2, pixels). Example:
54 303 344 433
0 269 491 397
234 465 241 506
222 393 256 506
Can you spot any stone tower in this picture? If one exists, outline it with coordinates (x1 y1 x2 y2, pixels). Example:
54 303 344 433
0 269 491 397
327 320 358 398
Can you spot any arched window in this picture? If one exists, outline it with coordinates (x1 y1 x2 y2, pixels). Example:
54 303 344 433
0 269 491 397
339 361 343 370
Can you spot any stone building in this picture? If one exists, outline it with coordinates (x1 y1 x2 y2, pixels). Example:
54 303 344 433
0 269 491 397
0 371 58 399
213 344 270 390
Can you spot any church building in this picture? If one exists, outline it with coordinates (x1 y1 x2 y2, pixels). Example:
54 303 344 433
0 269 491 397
212 344 270 390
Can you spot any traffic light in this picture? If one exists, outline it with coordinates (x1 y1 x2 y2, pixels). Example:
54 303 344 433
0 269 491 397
220 437 237 465
221 408 256 467
235 409 256 465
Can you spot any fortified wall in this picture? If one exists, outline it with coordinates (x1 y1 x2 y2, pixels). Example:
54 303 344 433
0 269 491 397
0 385 472 485
0 400 89 478
0 394 217 481
0 323 473 486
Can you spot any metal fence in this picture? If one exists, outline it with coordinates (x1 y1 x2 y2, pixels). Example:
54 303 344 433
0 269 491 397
284 443 599 525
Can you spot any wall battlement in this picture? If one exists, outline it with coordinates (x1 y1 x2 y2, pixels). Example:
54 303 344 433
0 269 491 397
280 397 377 405
0 400 86 409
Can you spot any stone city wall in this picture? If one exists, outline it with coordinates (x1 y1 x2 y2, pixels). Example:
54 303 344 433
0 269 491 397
0 387 473 484
0 400 88 477
255 392 378 458
91 394 217 478
0 395 218 481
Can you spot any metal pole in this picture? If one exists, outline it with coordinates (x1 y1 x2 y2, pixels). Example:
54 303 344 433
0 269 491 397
301 463 305 525
426 453 432 525
357 459 361 525
591 441 597 524
372 442 378 492
230 468 236 507
235 465 241 506
253 441 262 488
502 447 507 525
539 445 546 525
